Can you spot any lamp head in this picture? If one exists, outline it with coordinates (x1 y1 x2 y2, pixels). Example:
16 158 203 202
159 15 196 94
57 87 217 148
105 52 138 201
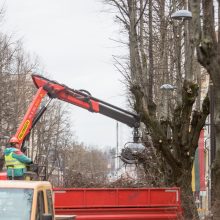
171 10 192 21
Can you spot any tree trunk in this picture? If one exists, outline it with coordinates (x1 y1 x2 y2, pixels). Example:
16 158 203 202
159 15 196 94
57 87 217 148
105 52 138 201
212 151 220 219
148 0 154 102
193 0 220 217
211 86 220 219
196 32 220 218
176 166 199 220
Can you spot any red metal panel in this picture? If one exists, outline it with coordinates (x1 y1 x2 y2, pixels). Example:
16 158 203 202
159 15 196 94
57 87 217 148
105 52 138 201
85 189 117 207
54 190 85 207
55 207 180 215
53 188 181 208
55 207 181 220
74 213 179 220
150 189 179 206
54 188 182 220
117 189 148 206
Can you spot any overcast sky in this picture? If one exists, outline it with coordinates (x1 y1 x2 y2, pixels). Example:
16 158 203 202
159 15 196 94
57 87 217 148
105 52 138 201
1 0 133 149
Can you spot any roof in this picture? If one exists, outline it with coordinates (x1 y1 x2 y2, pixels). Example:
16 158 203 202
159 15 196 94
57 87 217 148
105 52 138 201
0 180 52 189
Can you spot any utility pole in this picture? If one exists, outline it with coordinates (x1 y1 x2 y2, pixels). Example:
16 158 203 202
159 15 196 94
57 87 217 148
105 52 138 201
116 122 119 178
210 81 216 206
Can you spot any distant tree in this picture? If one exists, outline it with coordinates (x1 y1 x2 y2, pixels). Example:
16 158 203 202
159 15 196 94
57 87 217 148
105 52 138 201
29 101 75 182
62 143 109 188
0 32 41 171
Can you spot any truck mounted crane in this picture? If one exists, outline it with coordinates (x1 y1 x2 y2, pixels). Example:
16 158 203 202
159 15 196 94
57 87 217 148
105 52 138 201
13 74 143 163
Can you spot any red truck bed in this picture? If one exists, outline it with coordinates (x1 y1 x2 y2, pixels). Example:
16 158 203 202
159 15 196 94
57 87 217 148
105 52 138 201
54 188 182 220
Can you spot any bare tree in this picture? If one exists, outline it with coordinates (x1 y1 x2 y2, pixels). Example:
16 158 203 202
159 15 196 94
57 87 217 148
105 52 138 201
191 0 220 219
28 101 75 181
0 32 44 173
62 143 109 188
106 0 209 219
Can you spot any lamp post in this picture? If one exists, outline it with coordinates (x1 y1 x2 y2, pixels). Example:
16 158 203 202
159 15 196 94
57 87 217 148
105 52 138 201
160 84 177 91
160 84 177 119
116 121 119 178
209 81 215 207
171 9 193 81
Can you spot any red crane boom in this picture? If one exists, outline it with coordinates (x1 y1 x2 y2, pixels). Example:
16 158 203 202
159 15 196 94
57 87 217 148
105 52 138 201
14 74 140 150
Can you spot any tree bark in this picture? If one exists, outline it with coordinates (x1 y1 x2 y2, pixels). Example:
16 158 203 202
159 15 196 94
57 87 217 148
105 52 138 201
131 80 209 219
148 0 154 102
211 85 220 219
107 0 211 218
190 0 220 216
176 166 199 220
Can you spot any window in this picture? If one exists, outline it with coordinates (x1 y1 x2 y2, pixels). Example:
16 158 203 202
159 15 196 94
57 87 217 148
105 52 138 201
0 188 33 220
36 191 45 220
46 189 54 215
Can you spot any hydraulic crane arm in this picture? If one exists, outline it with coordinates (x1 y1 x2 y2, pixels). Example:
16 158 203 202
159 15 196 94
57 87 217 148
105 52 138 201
32 75 139 128
14 74 140 150
14 87 48 146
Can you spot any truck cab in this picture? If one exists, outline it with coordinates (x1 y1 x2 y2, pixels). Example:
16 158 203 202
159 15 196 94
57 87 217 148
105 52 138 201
0 180 75 220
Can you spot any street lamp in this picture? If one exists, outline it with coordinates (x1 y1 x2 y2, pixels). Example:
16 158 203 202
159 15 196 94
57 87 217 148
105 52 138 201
160 84 177 91
160 84 177 122
171 9 193 81
171 9 192 21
